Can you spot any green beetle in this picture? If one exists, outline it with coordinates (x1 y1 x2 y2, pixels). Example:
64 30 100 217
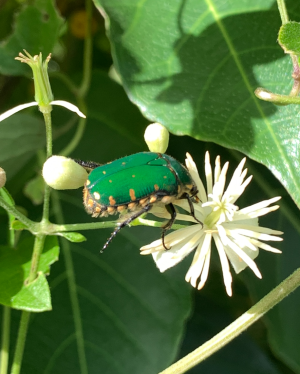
80 152 202 250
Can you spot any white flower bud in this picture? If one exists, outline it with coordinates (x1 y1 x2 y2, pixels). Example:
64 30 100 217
42 156 88 190
0 167 6 188
144 123 169 153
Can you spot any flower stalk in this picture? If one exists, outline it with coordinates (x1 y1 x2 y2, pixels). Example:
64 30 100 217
159 266 300 374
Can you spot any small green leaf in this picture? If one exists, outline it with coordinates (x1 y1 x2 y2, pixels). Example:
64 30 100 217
278 21 300 55
58 232 87 243
11 220 28 231
0 0 64 76
0 187 15 207
23 175 44 205
0 236 59 311
11 272 51 312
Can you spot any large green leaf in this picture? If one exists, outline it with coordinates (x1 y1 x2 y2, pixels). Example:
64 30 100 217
0 113 45 179
20 226 192 373
0 0 63 76
0 236 59 311
94 0 300 212
86 70 149 149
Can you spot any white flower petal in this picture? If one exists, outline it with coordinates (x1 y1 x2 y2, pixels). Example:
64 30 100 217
0 102 38 121
197 250 211 290
205 151 213 195
238 197 281 215
51 100 86 118
185 234 211 287
249 238 282 253
152 244 193 272
213 234 233 296
140 224 199 253
213 155 221 184
213 162 229 198
231 227 283 241
223 235 261 278
186 153 207 203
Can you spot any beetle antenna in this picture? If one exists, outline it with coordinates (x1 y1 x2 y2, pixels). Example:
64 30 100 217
75 159 101 171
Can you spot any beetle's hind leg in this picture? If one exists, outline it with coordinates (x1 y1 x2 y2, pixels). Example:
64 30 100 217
182 192 203 226
102 204 153 252
161 203 177 250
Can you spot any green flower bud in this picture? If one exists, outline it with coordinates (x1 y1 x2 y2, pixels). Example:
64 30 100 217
15 50 53 113
144 123 169 153
43 156 88 190
0 167 6 188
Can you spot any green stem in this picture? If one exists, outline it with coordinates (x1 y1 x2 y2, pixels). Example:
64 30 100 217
11 100 53 374
10 312 30 374
277 0 289 24
79 0 93 98
48 220 185 234
28 235 46 283
159 267 300 374
42 185 51 225
254 87 300 105
43 112 53 158
52 191 88 374
0 307 11 374
0 197 35 230
59 0 92 156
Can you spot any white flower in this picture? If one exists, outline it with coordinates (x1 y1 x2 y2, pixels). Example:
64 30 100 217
0 51 85 121
140 152 283 296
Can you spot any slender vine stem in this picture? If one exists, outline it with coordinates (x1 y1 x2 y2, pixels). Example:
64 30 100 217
52 191 88 374
0 197 36 230
48 220 185 234
79 0 93 98
10 92 54 374
0 187 16 374
59 0 92 157
10 313 30 374
28 235 46 283
43 112 53 159
1 307 10 374
277 0 289 24
160 267 300 374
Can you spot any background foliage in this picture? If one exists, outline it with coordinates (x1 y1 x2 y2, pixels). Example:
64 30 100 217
0 0 299 373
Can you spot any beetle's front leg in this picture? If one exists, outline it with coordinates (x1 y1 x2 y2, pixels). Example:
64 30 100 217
161 203 177 250
182 192 203 226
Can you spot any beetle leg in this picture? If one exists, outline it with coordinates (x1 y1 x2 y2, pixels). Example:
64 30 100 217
182 193 203 226
161 203 177 250
102 204 153 252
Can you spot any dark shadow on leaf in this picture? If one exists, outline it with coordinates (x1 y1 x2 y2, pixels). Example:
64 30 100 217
113 0 298 155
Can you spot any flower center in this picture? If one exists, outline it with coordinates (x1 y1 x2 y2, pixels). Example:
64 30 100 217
203 196 237 228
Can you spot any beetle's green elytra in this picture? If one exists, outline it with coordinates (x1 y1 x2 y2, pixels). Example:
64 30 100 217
81 152 202 250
